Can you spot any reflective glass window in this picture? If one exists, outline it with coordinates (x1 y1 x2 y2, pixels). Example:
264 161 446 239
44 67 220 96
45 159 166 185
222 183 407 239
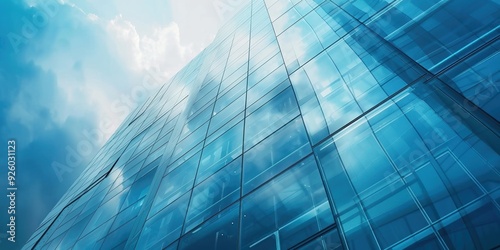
298 228 343 250
149 152 200 217
172 122 209 160
184 158 241 232
438 200 500 250
100 218 135 250
243 117 311 194
367 0 500 72
208 94 245 135
440 40 500 121
245 86 300 149
278 18 324 72
179 203 240 250
316 83 500 249
241 156 334 250
214 79 246 114
198 122 243 183
137 193 190 249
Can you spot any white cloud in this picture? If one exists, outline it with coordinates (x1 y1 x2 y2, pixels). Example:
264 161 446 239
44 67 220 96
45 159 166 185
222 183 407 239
106 15 143 71
87 13 99 21
105 15 201 81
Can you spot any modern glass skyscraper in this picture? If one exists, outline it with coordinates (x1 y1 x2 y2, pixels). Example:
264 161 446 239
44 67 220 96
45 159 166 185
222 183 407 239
24 0 500 249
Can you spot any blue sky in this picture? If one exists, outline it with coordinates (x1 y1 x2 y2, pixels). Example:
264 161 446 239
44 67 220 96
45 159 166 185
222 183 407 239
0 0 245 247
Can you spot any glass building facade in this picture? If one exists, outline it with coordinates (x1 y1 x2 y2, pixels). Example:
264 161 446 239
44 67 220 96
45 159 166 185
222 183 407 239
24 0 499 249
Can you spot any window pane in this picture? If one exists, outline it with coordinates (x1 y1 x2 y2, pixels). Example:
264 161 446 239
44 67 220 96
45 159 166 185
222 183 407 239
316 82 500 249
298 228 343 250
149 152 200 217
198 122 243 183
245 86 300 149
243 117 311 194
241 156 334 250
184 158 241 232
137 193 190 249
179 203 240 250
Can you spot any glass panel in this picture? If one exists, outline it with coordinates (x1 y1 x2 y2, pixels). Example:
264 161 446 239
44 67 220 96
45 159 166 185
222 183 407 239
298 228 344 250
439 40 500 121
245 86 300 149
214 79 246 114
208 95 245 135
314 141 379 250
54 214 93 250
122 168 156 208
438 200 500 249
149 152 200 217
197 122 243 183
316 82 500 249
100 218 135 250
82 189 128 236
110 198 144 232
368 0 500 72
179 203 240 250
241 156 334 250
184 158 241 232
137 193 190 249
243 117 311 194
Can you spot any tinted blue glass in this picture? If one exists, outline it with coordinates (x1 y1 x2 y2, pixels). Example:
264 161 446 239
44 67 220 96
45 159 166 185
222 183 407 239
172 122 209 160
184 158 241 232
122 168 156 208
243 117 311 194
278 18 324 72
248 51 283 85
273 4 301 35
245 86 300 149
27 1 500 249
298 228 343 250
289 67 330 144
100 218 135 250
248 63 288 91
179 203 239 250
438 200 500 250
440 40 500 121
246 79 290 114
181 104 213 140
137 193 190 249
197 122 243 183
247 67 289 108
249 35 279 72
77 218 114 247
333 0 393 22
214 79 246 115
317 82 500 249
334 121 395 192
368 0 500 72
149 152 200 217
109 198 143 232
392 228 442 250
363 180 428 248
241 156 334 250
82 188 129 236
266 0 294 21
208 93 245 135
315 139 382 250
316 1 358 37
54 214 93 249
301 51 363 132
